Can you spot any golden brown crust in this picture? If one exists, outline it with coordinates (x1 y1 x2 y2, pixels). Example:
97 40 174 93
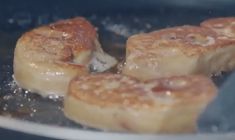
13 17 117 96
123 25 235 80
65 74 217 133
127 25 233 56
18 17 97 62
69 74 216 108
201 17 235 39
69 74 154 108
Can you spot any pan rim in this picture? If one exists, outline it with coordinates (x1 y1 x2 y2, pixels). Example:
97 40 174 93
0 116 234 140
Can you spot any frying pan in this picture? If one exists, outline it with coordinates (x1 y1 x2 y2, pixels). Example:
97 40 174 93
1 0 235 139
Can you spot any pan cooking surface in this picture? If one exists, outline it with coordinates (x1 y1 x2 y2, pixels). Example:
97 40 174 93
0 11 233 133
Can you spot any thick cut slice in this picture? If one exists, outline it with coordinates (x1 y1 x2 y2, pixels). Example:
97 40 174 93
14 17 117 96
122 25 235 80
201 17 235 39
64 74 216 133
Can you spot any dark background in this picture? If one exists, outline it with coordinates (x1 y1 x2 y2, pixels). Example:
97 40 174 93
1 0 235 32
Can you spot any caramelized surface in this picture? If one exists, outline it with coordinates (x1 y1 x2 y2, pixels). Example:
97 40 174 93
201 17 235 39
65 74 216 133
18 17 97 63
127 25 232 57
69 74 216 108
13 17 117 96
123 25 235 80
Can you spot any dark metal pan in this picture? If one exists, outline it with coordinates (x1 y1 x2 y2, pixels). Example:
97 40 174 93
1 0 235 139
